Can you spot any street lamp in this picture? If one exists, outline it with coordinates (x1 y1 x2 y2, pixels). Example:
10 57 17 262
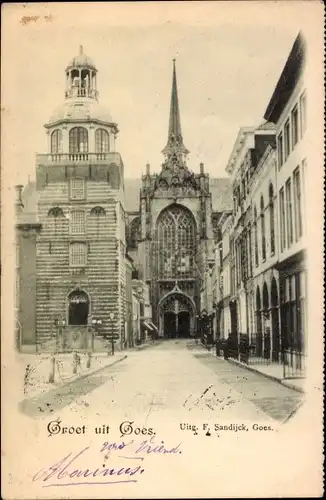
109 312 115 355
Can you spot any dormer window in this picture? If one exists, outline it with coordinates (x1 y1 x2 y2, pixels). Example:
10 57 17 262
69 127 88 153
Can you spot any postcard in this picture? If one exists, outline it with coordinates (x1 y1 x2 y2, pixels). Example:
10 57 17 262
1 1 324 498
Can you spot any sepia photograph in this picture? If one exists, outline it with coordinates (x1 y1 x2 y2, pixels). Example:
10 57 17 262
1 2 324 498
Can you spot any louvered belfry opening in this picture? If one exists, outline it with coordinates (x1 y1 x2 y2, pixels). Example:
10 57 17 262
154 204 196 280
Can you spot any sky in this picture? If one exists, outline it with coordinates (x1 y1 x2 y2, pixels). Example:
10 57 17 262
2 2 314 187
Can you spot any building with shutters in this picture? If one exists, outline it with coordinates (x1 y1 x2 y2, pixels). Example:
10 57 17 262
264 32 307 375
23 46 127 351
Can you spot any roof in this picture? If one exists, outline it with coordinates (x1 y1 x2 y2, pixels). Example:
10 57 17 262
66 46 96 71
257 120 276 131
47 99 115 127
264 32 306 123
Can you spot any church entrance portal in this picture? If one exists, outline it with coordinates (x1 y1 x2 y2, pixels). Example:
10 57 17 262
159 293 194 339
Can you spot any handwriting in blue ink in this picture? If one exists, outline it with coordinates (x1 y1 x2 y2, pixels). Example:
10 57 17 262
32 446 144 487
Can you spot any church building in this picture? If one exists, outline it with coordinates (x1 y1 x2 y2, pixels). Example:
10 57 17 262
16 50 232 350
125 61 232 339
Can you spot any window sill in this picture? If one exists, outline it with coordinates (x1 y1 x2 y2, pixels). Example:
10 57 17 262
70 266 87 274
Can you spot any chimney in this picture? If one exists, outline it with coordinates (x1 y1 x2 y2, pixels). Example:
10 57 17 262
15 185 24 213
146 163 151 175
200 162 204 174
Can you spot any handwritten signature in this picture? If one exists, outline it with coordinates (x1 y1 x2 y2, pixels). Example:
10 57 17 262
32 437 183 487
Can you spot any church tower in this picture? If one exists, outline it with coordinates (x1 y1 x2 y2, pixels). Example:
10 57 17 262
35 47 126 351
137 60 214 338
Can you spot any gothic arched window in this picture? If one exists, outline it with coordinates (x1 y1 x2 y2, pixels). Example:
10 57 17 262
95 129 110 153
69 127 88 153
269 183 275 255
154 204 196 279
51 130 62 153
260 195 266 261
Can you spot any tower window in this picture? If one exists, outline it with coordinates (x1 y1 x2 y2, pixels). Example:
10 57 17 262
69 242 87 267
70 178 85 200
95 128 110 153
70 210 86 234
90 206 106 216
48 207 64 217
51 130 62 154
69 127 88 153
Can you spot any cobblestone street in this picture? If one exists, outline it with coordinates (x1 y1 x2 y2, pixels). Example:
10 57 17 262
20 340 303 423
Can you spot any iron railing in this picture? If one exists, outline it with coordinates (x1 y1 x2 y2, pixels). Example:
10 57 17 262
217 332 306 379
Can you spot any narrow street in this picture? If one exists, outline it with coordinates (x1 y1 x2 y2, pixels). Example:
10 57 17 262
20 340 303 423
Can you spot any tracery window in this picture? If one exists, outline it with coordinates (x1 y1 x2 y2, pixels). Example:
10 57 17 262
95 129 110 153
69 127 88 153
154 204 196 279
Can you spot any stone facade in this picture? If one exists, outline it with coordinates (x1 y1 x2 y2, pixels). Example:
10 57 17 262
203 33 307 377
34 47 126 351
125 61 230 339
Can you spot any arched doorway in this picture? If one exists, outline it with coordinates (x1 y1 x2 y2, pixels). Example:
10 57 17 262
68 290 89 325
262 282 270 359
271 278 280 361
159 293 194 339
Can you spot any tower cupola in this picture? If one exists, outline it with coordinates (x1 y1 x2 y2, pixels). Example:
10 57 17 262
65 45 98 100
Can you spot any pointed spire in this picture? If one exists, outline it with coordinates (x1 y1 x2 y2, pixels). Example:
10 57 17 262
79 45 84 55
162 59 189 156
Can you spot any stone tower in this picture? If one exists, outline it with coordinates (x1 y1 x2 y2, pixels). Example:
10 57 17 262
35 46 126 351
137 60 215 338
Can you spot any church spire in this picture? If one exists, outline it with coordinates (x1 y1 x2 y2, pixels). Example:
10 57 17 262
162 59 189 157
